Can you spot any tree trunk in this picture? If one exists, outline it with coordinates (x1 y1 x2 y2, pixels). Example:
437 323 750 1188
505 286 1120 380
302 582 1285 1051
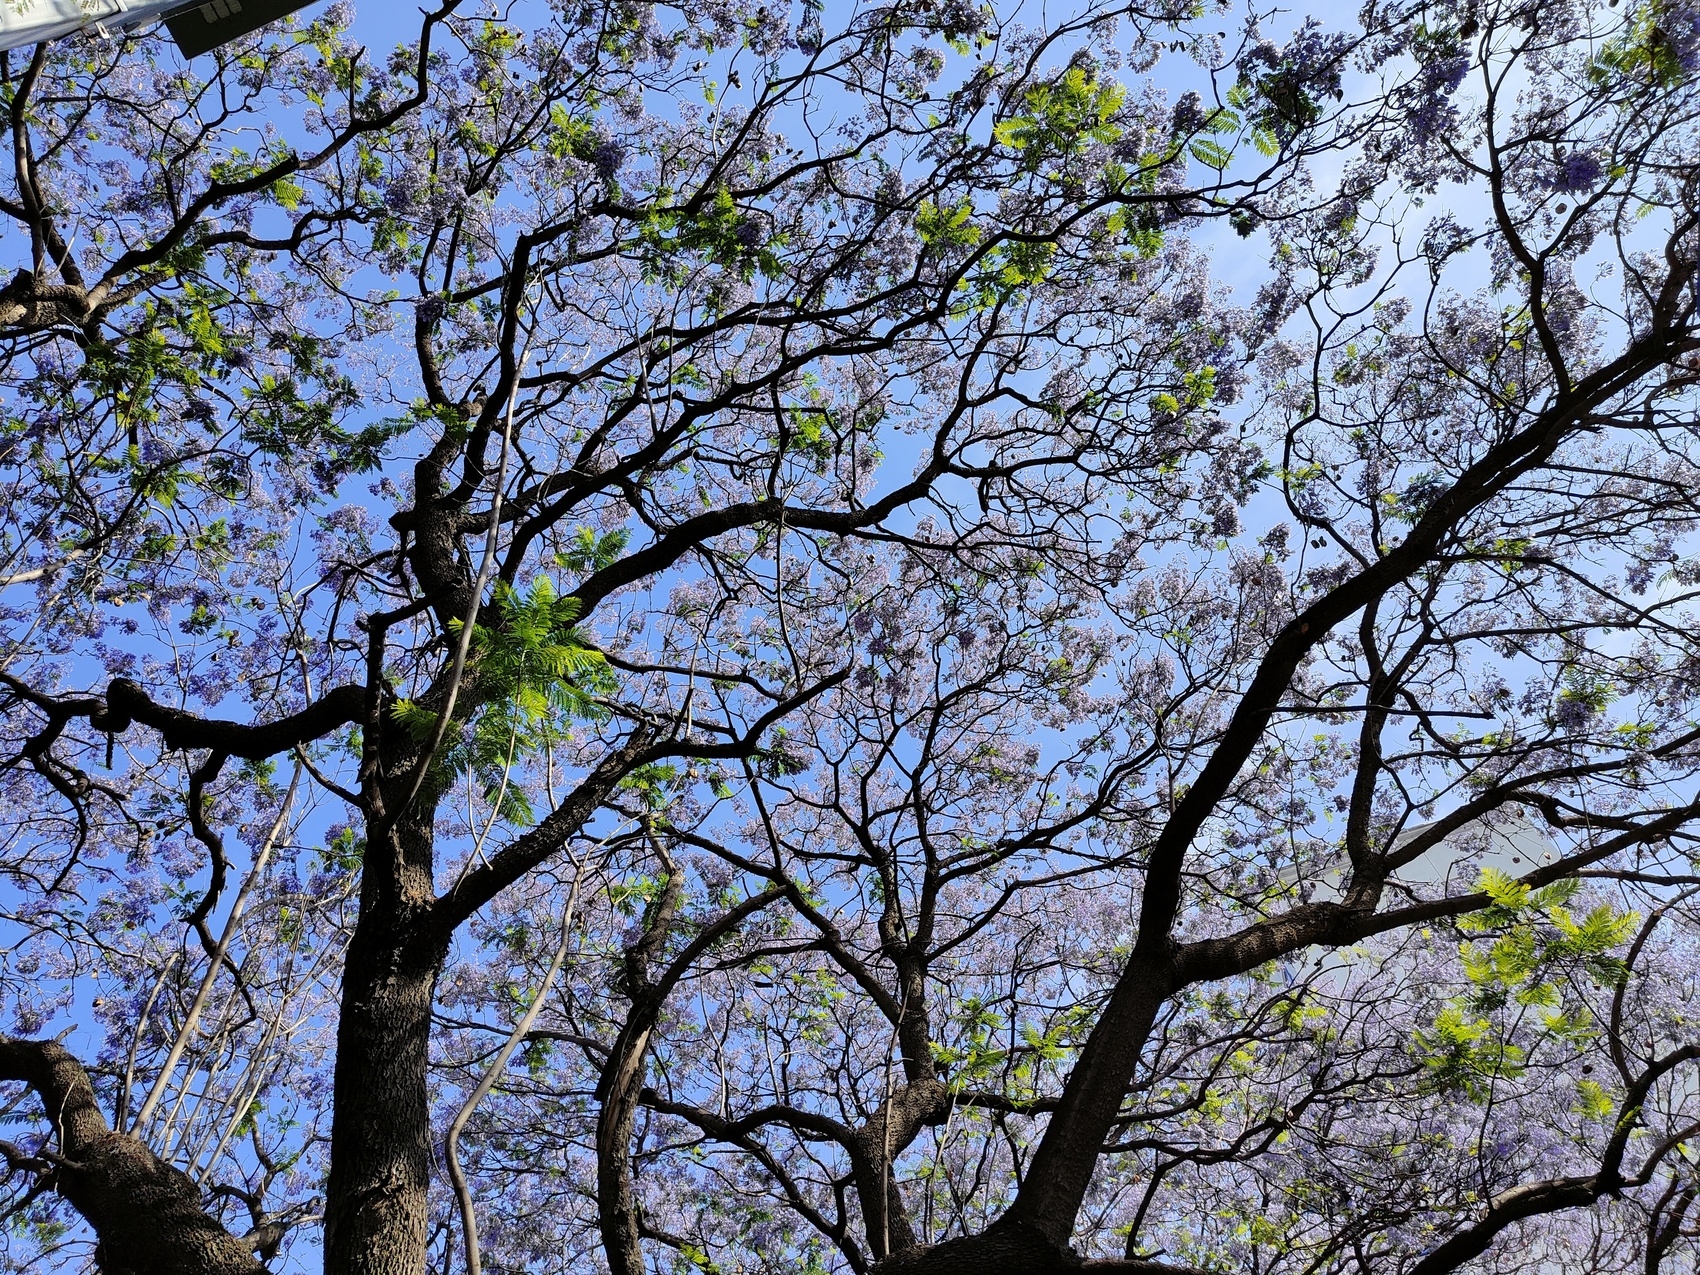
853 1075 951 1260
597 833 680 1275
0 1037 264 1275
870 960 1181 1275
324 696 647 1273
876 1220 1077 1274
1000 956 1171 1247
322 913 445 1275
597 868 791 1274
872 1217 1211 1274
596 1007 657 1275
323 798 446 1275
851 1132 921 1260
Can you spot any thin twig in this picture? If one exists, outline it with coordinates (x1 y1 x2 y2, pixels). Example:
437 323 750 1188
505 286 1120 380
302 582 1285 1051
131 764 301 1134
115 952 177 1132
444 849 589 1275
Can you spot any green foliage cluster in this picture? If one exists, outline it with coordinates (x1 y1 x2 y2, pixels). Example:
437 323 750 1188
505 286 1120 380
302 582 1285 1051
1414 870 1637 1100
393 578 613 824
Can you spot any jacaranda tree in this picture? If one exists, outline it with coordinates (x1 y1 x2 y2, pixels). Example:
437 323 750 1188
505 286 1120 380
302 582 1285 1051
3 0 1700 1271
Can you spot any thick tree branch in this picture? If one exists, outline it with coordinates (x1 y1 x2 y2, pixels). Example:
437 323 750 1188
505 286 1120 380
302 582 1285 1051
0 1037 264 1274
0 672 368 765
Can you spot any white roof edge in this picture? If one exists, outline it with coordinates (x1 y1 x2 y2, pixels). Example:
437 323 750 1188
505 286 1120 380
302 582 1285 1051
1270 809 1561 894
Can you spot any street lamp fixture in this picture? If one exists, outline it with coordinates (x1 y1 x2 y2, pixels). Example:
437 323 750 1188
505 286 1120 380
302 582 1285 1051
0 0 319 58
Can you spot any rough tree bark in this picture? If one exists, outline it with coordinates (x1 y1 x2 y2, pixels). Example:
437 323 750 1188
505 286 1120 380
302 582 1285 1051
322 749 447 1275
320 923 445 1275
0 1037 265 1275
875 1220 1213 1275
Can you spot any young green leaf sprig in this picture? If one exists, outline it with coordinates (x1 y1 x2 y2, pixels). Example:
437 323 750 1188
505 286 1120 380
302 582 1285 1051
393 578 613 825
1414 870 1638 1101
